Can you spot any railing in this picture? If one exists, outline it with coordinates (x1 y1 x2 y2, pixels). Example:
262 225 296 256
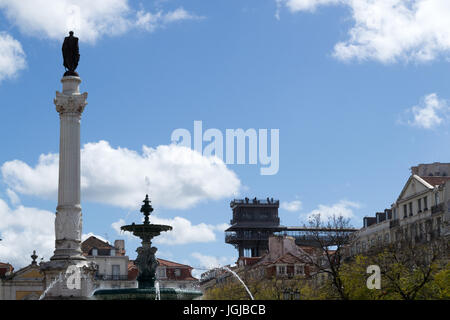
229 217 281 225
230 199 280 206
94 274 129 281
431 203 444 215
225 232 271 242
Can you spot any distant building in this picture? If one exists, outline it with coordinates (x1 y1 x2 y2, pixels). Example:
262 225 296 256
201 235 325 295
0 262 13 278
128 258 199 290
0 252 44 300
241 236 317 280
349 163 450 255
81 236 137 290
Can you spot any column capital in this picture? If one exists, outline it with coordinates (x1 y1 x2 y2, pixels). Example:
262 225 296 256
54 91 88 115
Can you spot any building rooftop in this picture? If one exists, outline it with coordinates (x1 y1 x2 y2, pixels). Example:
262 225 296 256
81 236 115 256
128 259 198 281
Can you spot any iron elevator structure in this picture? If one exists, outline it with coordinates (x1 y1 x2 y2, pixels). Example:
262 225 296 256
225 198 357 258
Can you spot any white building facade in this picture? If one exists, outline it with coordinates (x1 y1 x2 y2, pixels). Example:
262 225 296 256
350 163 450 255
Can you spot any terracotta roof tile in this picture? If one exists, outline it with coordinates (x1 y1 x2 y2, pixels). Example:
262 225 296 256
272 253 304 265
81 236 114 255
420 176 450 186
157 258 192 269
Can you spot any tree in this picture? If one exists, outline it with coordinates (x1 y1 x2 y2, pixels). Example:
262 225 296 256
336 238 449 300
369 238 449 300
298 213 355 300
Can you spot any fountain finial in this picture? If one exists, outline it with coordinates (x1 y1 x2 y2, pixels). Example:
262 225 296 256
140 194 154 225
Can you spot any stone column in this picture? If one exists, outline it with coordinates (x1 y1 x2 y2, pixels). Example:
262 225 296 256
51 76 87 261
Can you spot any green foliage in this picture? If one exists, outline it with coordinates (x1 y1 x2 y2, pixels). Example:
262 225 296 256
203 246 449 300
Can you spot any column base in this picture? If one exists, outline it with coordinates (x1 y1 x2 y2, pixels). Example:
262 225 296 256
40 260 97 300
50 239 86 261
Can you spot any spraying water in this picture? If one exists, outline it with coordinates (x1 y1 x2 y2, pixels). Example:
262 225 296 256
155 281 161 300
39 272 65 300
221 266 254 300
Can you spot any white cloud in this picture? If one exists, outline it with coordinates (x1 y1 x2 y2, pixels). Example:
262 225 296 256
277 0 450 63
0 32 26 82
151 216 221 245
1 140 241 210
191 252 235 270
403 93 449 129
284 0 340 12
0 198 55 268
136 7 203 32
111 219 126 236
0 0 200 43
113 216 226 246
280 200 302 212
6 188 20 206
213 223 230 232
303 200 360 220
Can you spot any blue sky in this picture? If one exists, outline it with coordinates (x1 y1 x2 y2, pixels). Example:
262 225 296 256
0 0 450 274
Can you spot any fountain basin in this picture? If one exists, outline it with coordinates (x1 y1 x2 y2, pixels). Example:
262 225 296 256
93 288 202 300
121 223 172 239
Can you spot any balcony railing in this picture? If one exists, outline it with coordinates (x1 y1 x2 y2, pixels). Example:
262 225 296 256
94 274 129 281
431 203 444 215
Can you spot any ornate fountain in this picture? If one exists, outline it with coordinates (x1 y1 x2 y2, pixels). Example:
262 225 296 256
93 195 202 300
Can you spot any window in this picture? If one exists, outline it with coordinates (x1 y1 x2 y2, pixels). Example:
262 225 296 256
157 267 167 279
424 196 428 210
175 269 181 277
403 204 407 218
92 248 98 256
409 202 413 216
276 265 287 276
418 198 422 212
435 192 440 205
384 233 390 243
295 264 305 276
362 241 366 251
110 249 116 256
112 265 120 280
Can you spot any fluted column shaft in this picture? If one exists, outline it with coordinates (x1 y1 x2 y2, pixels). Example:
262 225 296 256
51 76 87 261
